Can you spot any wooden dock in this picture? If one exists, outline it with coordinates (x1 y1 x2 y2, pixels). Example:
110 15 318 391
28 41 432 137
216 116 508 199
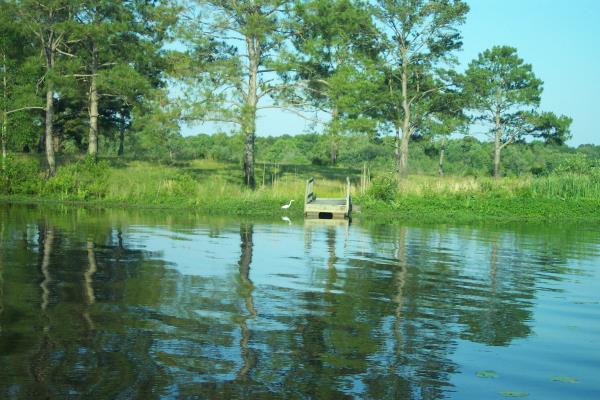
304 177 352 220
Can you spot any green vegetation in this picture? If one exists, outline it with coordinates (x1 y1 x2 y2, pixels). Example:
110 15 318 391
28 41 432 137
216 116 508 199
476 371 498 379
551 376 578 384
0 0 593 220
1 1 574 185
2 151 599 221
500 391 529 398
462 46 572 178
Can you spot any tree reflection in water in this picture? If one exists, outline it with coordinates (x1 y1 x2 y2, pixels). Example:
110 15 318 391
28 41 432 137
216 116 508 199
82 240 97 331
0 205 598 399
236 223 257 381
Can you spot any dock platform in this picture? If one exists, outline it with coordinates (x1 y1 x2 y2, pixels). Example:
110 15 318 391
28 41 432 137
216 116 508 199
304 177 352 220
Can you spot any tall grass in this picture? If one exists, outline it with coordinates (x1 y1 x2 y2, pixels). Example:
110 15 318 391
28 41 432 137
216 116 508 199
526 173 600 199
369 174 600 200
2 157 599 219
100 159 350 214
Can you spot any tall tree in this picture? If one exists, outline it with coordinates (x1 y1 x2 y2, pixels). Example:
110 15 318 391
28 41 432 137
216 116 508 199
18 0 80 176
463 46 571 177
374 0 469 178
287 0 380 165
424 74 468 176
180 0 293 188
74 0 177 158
0 0 44 163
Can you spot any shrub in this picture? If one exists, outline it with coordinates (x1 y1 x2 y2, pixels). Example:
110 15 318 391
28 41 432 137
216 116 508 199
553 154 595 175
157 172 197 199
0 156 42 195
367 173 398 202
44 156 110 200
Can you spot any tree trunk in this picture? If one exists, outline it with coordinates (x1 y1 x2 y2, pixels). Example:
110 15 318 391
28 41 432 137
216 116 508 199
88 71 98 158
330 107 339 165
438 135 446 176
44 45 56 177
1 51 6 164
394 124 401 173
1 112 5 163
493 145 501 178
45 84 56 176
398 50 410 178
493 106 501 179
117 112 125 156
242 36 259 189
330 136 337 165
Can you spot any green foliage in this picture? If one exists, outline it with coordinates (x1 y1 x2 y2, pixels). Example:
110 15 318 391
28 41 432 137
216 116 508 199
527 174 600 200
464 46 542 115
551 376 578 384
0 0 584 194
462 46 572 176
552 153 598 175
367 173 398 202
0 156 42 195
129 93 184 161
373 0 470 174
476 370 499 379
169 133 600 179
44 157 110 200
527 111 573 145
2 158 600 222
288 0 381 161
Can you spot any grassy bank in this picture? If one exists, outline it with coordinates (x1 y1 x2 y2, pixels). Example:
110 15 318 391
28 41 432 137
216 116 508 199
1 156 599 222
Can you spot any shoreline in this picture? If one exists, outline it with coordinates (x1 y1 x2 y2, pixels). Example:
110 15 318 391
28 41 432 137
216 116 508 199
2 194 599 224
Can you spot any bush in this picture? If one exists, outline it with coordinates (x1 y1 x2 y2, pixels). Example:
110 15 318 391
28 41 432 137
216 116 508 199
44 156 110 200
367 173 398 202
157 172 197 199
552 153 595 175
0 156 42 195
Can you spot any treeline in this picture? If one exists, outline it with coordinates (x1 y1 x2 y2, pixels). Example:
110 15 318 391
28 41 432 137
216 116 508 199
175 133 600 178
0 0 178 176
1 0 574 185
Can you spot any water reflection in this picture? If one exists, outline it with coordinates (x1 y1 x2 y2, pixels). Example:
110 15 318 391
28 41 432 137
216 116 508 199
0 205 598 399
39 225 53 312
236 223 256 381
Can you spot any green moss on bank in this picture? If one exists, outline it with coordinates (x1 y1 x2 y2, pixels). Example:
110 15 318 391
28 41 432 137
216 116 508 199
2 194 598 223
357 196 600 222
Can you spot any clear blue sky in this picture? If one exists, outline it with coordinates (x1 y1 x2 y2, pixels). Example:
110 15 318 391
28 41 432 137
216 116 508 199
184 0 600 146
459 0 600 146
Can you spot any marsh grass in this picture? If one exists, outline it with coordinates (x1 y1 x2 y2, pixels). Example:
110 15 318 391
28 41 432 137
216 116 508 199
2 157 599 219
101 159 351 215
384 174 600 200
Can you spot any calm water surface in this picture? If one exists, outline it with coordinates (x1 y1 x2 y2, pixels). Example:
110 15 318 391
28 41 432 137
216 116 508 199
0 204 599 399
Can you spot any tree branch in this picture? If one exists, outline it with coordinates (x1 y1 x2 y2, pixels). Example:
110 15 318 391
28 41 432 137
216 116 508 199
6 106 45 114
257 104 322 123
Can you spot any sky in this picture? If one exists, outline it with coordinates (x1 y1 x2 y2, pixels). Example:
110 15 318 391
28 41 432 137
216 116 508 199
183 0 600 146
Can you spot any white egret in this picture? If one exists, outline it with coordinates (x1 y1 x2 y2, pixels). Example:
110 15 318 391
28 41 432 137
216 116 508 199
281 200 295 209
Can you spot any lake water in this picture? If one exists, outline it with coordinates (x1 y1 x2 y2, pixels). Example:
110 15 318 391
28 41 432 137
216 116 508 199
0 203 599 399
